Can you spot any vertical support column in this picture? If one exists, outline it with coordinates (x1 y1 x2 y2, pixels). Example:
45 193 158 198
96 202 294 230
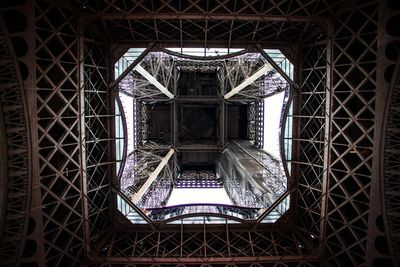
108 41 117 182
77 17 90 256
20 1 46 265
133 98 138 150
248 102 256 141
366 0 397 265
141 103 148 142
319 21 333 255
220 100 225 147
291 47 302 222
226 220 231 257
137 101 143 146
203 217 207 258
0 3 44 265
324 1 379 265
172 100 177 146
180 221 184 258
255 100 264 148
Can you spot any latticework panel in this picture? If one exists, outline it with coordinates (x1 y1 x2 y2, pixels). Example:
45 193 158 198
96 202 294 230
254 100 264 148
34 1 86 265
0 13 29 267
381 0 400 266
83 36 112 239
90 262 320 267
2 0 399 266
72 0 345 17
120 149 174 208
119 52 176 100
71 0 348 48
383 0 400 263
247 103 256 141
324 1 381 265
91 227 313 264
385 58 400 266
294 40 328 242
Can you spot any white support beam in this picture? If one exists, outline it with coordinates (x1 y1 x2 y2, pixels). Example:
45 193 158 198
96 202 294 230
134 64 174 99
224 64 273 99
131 148 175 204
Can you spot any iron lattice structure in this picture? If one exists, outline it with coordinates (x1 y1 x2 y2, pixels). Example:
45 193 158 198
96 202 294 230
0 0 398 266
0 16 30 266
120 149 174 208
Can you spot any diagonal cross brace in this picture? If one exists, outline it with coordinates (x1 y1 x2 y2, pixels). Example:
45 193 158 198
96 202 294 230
224 64 274 99
134 64 174 99
131 148 175 204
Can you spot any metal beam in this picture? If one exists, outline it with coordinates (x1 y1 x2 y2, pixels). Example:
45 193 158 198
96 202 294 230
131 148 175 204
90 255 318 264
255 43 297 88
111 42 154 88
224 64 273 99
134 64 174 99
84 13 316 23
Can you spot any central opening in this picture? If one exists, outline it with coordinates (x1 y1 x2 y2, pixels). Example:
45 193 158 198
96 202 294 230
115 47 293 223
179 104 218 143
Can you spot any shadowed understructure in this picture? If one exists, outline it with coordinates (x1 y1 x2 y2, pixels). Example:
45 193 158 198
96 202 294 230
0 0 400 266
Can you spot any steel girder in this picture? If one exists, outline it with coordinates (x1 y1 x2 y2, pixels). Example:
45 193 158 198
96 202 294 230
0 13 30 267
0 0 398 266
382 0 400 264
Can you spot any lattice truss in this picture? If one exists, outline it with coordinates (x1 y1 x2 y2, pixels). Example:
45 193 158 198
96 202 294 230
120 149 174 208
382 1 400 266
119 51 177 100
248 102 256 140
385 58 400 265
73 0 342 48
176 170 223 188
91 263 319 267
255 100 264 148
32 1 87 266
323 1 386 265
83 34 113 241
293 41 327 244
119 50 288 102
90 228 314 263
221 53 289 100
0 15 29 267
1 0 399 266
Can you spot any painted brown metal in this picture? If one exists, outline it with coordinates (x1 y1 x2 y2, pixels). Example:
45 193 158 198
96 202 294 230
0 0 398 266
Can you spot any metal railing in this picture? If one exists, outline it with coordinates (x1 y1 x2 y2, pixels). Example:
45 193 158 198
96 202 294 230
114 187 290 224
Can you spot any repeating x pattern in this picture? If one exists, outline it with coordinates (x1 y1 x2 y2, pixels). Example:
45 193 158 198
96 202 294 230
0 13 29 267
34 1 85 265
0 0 399 266
383 0 400 264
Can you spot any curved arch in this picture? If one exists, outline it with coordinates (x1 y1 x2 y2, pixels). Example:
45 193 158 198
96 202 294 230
114 94 128 181
159 212 246 224
280 92 293 185
147 203 260 223
160 45 252 61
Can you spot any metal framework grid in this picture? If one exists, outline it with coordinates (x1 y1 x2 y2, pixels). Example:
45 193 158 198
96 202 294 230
0 0 398 266
83 32 113 248
383 1 400 266
0 15 30 267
